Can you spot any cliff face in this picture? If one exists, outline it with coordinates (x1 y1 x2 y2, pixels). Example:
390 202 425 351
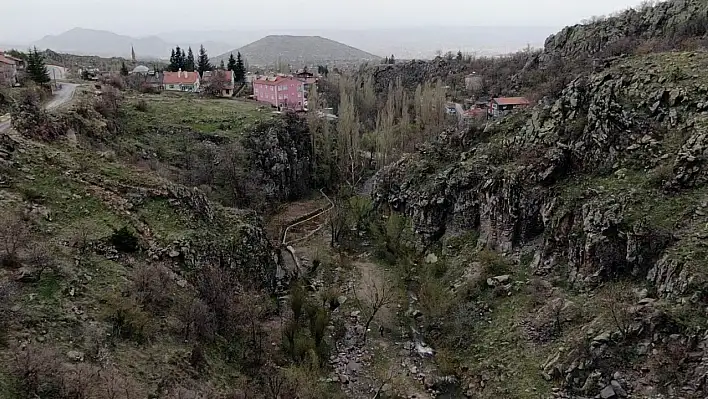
372 50 708 396
244 113 313 203
542 0 708 61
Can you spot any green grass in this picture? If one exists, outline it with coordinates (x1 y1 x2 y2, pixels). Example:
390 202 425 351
469 297 553 398
136 198 195 243
37 275 61 300
122 93 270 136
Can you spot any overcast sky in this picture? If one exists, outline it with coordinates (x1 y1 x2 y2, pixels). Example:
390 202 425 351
3 0 647 43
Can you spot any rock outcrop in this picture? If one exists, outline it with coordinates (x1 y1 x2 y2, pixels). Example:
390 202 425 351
374 51 708 295
542 0 708 63
244 112 313 203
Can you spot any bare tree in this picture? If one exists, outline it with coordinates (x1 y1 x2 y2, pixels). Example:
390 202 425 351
0 208 30 268
355 272 397 343
25 242 59 281
201 70 230 97
328 195 349 247
602 282 634 339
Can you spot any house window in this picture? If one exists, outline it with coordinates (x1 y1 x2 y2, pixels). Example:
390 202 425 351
169 84 175 89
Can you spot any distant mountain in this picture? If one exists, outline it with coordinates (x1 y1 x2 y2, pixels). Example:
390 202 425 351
213 35 380 67
30 28 232 60
163 26 557 60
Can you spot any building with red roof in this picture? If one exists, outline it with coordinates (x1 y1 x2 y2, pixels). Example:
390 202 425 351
490 97 530 117
162 70 200 92
0 53 17 86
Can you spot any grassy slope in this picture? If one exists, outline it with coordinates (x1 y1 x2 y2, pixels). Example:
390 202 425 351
0 93 277 396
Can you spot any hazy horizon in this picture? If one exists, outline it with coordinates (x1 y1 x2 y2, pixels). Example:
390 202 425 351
4 0 650 44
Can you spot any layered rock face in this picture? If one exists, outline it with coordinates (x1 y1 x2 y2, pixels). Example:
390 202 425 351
375 52 708 291
542 0 708 62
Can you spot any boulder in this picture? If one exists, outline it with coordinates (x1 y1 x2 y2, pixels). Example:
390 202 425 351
600 385 616 399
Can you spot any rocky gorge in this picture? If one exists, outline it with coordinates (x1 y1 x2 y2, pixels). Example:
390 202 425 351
371 10 708 397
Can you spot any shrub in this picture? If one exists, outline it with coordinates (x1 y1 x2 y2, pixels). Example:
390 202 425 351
100 75 126 90
477 249 511 278
649 163 674 188
0 281 16 346
110 226 139 253
290 284 305 322
178 297 216 343
189 344 207 372
131 263 171 313
11 91 66 140
134 99 149 112
19 242 60 283
11 345 62 397
105 294 153 342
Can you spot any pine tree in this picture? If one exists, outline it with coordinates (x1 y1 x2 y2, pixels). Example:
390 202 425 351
234 52 245 83
174 46 184 71
457 50 463 61
197 45 212 76
219 59 225 70
120 61 129 76
169 48 177 72
227 53 236 72
181 48 186 69
27 47 51 85
185 47 195 72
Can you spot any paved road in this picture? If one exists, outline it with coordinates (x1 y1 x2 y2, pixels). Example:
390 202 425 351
0 82 78 133
46 83 78 110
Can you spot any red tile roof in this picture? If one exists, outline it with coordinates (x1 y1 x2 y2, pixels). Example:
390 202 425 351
254 76 298 86
493 97 530 106
0 54 16 65
163 71 199 85
3 54 22 63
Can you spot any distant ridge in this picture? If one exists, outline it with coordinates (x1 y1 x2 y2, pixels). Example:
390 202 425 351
213 35 380 67
29 28 232 59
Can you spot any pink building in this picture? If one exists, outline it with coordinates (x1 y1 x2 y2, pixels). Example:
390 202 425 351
253 76 305 111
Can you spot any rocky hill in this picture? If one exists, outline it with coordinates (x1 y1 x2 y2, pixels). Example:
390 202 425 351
369 1 708 397
213 35 380 67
